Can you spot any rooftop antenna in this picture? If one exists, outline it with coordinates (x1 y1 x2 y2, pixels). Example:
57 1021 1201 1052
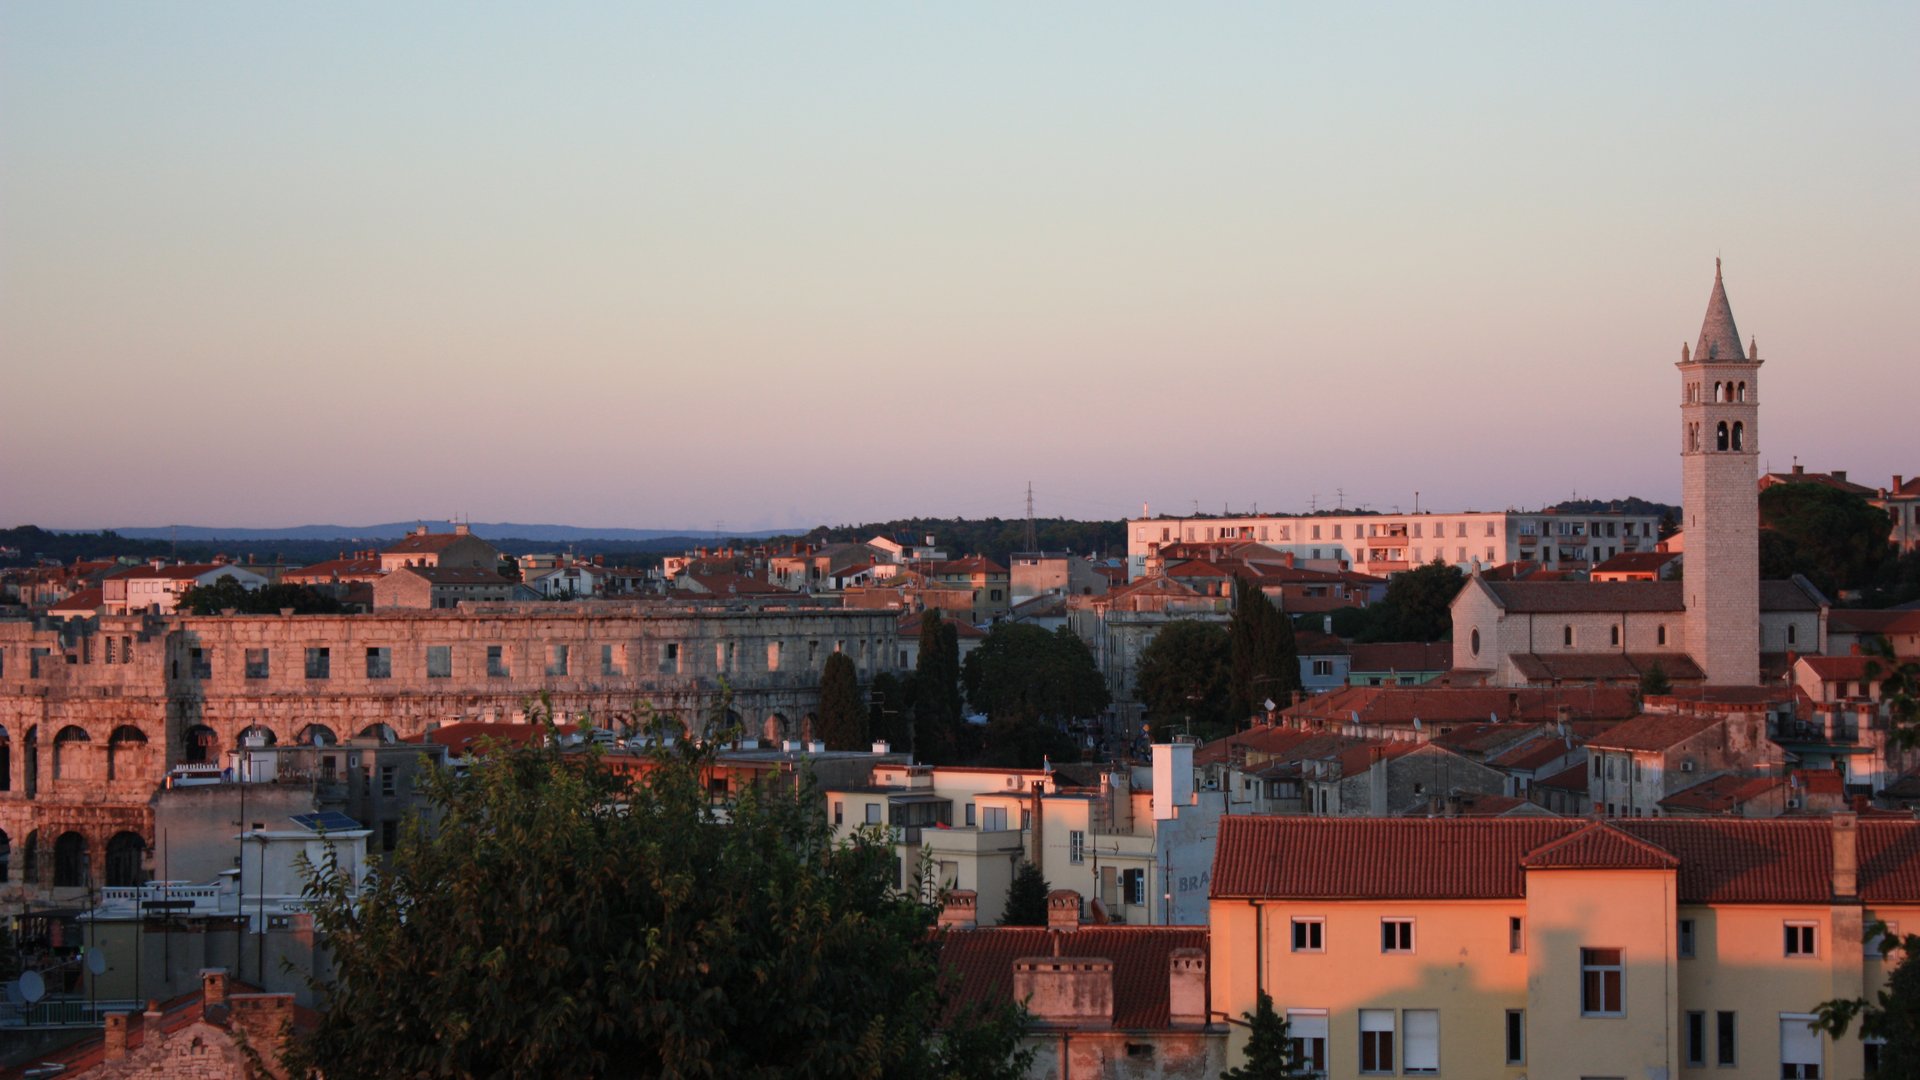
1336 488 1345 510
1024 482 1036 552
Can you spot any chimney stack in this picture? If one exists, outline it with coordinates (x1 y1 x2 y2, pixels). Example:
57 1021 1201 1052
1833 470 1849 483
104 1012 130 1061
201 967 229 1009
1893 475 1905 491
1832 812 1859 899
1168 948 1208 1027
938 890 978 930
1047 889 1083 931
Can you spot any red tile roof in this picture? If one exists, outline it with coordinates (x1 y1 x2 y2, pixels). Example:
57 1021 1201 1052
382 531 486 555
932 556 1008 577
1590 551 1682 575
49 586 103 613
1658 774 1785 812
1521 822 1680 870
1510 652 1707 683
937 926 1207 1030
1799 655 1878 682
1347 642 1453 674
1534 762 1590 794
1830 609 1920 636
1214 816 1920 904
1280 685 1641 727
417 722 546 755
1485 579 1825 614
1585 711 1726 752
401 566 514 586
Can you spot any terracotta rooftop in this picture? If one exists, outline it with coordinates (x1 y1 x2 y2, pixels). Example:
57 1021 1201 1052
1482 577 1824 614
1658 773 1786 813
1798 655 1879 683
1522 822 1680 870
1829 609 1920 636
1533 762 1590 794
416 722 547 755
937 926 1207 1030
1585 711 1726 752
931 556 1008 577
1510 652 1706 683
1590 551 1681 575
1347 642 1452 674
1281 684 1641 727
1213 817 1920 904
397 566 514 586
382 530 486 555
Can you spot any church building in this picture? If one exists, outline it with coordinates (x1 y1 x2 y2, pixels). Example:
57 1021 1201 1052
1451 262 1828 689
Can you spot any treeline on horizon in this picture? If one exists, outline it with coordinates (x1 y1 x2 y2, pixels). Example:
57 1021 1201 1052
787 517 1127 565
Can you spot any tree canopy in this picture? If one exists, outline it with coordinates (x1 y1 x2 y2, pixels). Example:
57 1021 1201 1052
1000 861 1051 927
1361 559 1465 643
1229 581 1301 719
1815 923 1920 1077
1134 620 1231 740
176 578 345 615
1760 483 1895 597
914 610 965 764
289 700 1030 1079
1221 990 1316 1079
816 651 869 750
960 623 1107 767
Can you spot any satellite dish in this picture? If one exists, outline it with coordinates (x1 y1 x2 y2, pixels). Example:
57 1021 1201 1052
87 949 108 976
1263 698 1276 713
19 970 45 1004
1412 717 1423 731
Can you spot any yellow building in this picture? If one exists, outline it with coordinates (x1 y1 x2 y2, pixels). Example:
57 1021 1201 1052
1210 814 1918 1078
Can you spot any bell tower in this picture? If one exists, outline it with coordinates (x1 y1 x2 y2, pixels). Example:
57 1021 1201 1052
1677 259 1761 685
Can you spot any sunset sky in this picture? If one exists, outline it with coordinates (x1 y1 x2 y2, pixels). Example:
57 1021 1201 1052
3 3 1914 532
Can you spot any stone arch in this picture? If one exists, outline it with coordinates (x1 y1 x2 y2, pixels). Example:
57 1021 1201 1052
23 726 38 799
108 726 150 782
800 713 818 744
237 724 277 747
105 831 147 888
22 829 39 885
357 723 397 744
763 713 789 744
52 726 91 781
53 831 88 888
1731 422 1744 452
299 724 339 747
0 827 9 882
1715 421 1729 451
0 724 9 793
1713 381 1724 402
1737 381 1747 402
183 724 220 765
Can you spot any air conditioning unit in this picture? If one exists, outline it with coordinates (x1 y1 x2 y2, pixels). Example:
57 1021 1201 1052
1681 761 1696 773
1787 797 1802 810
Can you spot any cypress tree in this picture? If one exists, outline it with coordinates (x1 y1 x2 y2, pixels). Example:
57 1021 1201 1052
1000 861 1050 926
816 652 867 750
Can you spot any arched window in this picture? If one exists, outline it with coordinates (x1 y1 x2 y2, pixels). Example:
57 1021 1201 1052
1470 628 1481 657
1716 422 1729 451
300 724 338 747
108 726 148 782
238 725 277 748
1688 423 1700 452
1611 625 1621 647
357 723 397 744
1731 422 1744 451
1657 624 1668 646
54 831 88 888
1563 625 1575 648
52 726 91 781
1737 381 1747 402
0 726 9 793
1714 382 1724 402
105 832 146 888
0 829 9 882
1788 623 1798 646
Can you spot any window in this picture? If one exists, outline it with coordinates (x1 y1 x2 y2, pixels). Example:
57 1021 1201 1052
1381 918 1414 953
546 645 569 677
1288 1010 1327 1075
380 765 396 797
1657 624 1668 646
487 645 509 677
1312 659 1334 677
1123 868 1146 905
1505 1009 1526 1065
1780 1015 1821 1078
832 800 843 826
1359 1010 1394 1073
244 648 269 679
1580 947 1623 1015
188 647 211 679
1867 1038 1885 1075
1403 1009 1438 1074
1564 625 1575 647
1685 1010 1706 1066
305 647 331 680
982 806 1007 832
380 820 397 852
1292 918 1324 952
1470 628 1480 656
964 803 975 827
1788 623 1797 646
767 641 782 671
1679 918 1696 958
1610 625 1621 646
1509 916 1524 953
1785 922 1817 957
365 647 391 679
1069 831 1085 864
1717 1011 1737 1065
864 802 881 825
426 646 451 678
601 644 622 676
661 642 679 674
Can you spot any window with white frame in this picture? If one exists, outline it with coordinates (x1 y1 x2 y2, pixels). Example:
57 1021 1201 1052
1287 1010 1327 1075
1358 1009 1394 1074
1123 868 1146 906
1381 918 1414 953
1509 916 1524 953
1580 947 1624 1016
865 802 881 825
1402 1009 1438 1074
1069 831 1085 864
1292 918 1324 953
1779 1014 1822 1079
1784 922 1817 957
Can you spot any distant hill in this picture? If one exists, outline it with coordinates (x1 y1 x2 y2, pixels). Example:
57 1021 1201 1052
61 522 792 544
1545 497 1680 521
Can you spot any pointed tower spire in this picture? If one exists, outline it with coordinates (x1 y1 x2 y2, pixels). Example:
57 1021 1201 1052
1695 258 1743 362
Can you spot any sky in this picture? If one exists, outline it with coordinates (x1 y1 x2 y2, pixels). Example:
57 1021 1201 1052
3 3 1915 532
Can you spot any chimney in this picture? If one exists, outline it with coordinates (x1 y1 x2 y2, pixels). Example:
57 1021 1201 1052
143 999 164 1024
1168 948 1208 1027
1013 956 1113 1027
938 890 978 930
104 1012 130 1061
454 523 470 536
1832 812 1859 899
1833 470 1848 483
201 967 229 1009
1047 889 1083 931
1894 475 1905 492
1793 464 1806 476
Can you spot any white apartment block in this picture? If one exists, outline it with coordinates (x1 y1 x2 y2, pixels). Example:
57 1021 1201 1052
1124 509 1662 580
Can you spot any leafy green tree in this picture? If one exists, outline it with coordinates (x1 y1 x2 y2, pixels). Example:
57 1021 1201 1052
288 699 1030 1079
1640 660 1672 697
1230 581 1301 719
176 577 344 615
1221 990 1314 1079
959 624 1109 765
1814 924 1920 1077
1000 861 1051 927
1865 637 1920 750
915 609 964 764
1759 483 1894 597
1361 559 1465 643
816 651 868 750
1135 620 1231 739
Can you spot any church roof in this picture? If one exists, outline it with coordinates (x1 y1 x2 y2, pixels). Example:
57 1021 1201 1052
1694 259 1747 362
